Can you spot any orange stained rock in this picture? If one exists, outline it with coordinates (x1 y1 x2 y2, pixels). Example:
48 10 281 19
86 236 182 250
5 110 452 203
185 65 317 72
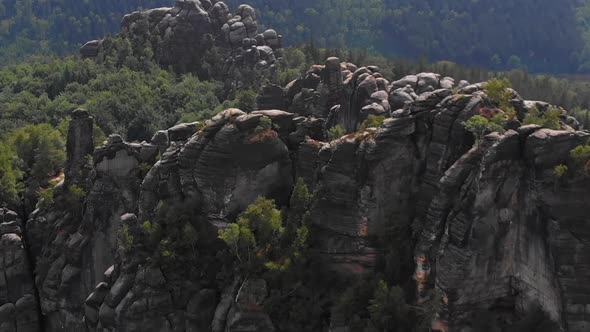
432 319 449 332
247 129 278 144
479 107 505 120
417 254 427 264
358 217 369 237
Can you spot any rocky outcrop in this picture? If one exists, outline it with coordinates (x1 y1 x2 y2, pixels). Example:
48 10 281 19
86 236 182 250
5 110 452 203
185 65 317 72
0 209 40 332
82 109 296 331
82 0 284 95
65 109 94 187
415 127 590 331
139 108 293 223
20 32 590 330
26 128 145 330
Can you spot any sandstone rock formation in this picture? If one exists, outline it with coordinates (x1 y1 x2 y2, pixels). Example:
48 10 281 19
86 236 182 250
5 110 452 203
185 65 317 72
416 127 590 331
81 0 285 96
12 57 590 330
0 13 569 331
0 208 40 332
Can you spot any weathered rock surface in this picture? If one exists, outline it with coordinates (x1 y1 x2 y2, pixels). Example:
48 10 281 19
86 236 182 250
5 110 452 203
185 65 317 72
14 30 590 331
26 130 144 331
416 128 590 331
0 209 40 332
83 0 284 96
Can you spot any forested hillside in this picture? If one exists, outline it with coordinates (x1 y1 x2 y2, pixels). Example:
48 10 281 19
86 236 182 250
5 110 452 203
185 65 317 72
229 0 589 73
0 0 170 63
3 0 590 73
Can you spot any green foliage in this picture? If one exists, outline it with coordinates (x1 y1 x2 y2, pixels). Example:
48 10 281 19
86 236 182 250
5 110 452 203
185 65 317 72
62 184 86 208
3 0 590 73
9 123 66 181
0 123 65 207
570 144 590 175
523 107 562 129
36 187 54 208
68 184 86 200
120 224 134 251
286 178 313 262
238 197 284 246
328 125 346 141
0 142 22 206
571 144 590 161
484 78 515 117
361 115 387 129
0 0 171 65
0 56 222 141
331 279 416 331
236 89 258 113
228 0 585 73
255 116 273 133
141 220 161 243
366 280 412 332
218 223 242 260
554 164 569 178
464 115 504 143
219 188 313 274
219 197 284 271
570 107 590 129
153 213 199 264
288 178 312 226
333 280 378 330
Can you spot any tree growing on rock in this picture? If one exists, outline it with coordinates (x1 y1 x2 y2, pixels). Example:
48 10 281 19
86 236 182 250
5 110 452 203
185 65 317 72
219 196 284 273
366 280 412 332
219 180 314 274
523 107 562 129
284 178 313 263
361 115 387 130
236 89 258 113
0 143 22 206
570 144 590 175
464 115 504 144
328 125 346 141
484 78 515 118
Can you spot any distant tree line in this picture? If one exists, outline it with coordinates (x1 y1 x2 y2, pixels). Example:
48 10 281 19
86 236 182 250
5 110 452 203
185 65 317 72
0 0 170 64
228 0 590 73
4 0 590 73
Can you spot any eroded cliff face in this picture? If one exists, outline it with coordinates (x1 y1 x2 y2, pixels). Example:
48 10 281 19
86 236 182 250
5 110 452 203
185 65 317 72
3 3 588 331
22 67 590 331
0 209 40 332
415 127 590 331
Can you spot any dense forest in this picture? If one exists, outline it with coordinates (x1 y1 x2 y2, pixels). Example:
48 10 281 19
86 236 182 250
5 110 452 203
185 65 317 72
4 0 590 73
0 0 170 63
229 0 590 72
230 0 590 73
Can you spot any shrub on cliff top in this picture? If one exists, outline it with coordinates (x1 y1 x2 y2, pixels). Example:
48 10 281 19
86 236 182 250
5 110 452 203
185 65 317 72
570 144 590 175
523 107 561 129
361 115 387 130
553 164 569 178
464 115 504 144
484 78 515 119
328 125 346 141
